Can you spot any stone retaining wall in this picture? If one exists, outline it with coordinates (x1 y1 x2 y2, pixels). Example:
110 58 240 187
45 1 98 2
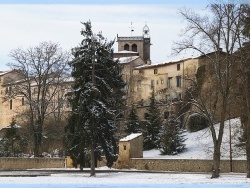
0 158 65 170
131 158 247 173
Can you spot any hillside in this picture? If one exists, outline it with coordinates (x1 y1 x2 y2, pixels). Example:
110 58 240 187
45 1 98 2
143 118 245 159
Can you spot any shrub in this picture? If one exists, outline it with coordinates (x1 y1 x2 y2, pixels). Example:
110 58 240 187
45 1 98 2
188 113 209 132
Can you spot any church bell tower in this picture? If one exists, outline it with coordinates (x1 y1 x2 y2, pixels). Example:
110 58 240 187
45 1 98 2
117 24 151 63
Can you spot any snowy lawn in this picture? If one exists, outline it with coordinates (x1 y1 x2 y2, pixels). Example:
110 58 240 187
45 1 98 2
144 118 243 160
0 118 247 188
1 171 250 187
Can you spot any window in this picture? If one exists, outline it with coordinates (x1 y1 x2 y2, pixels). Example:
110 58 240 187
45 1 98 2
61 86 65 93
132 44 137 52
166 94 171 101
66 101 70 108
21 97 25 106
161 80 164 84
139 99 144 106
179 93 182 99
154 69 158 74
124 44 129 51
167 77 172 88
58 100 64 108
123 145 127 150
139 69 143 74
151 80 155 89
177 63 180 71
144 113 149 119
176 76 182 87
137 80 141 90
164 111 170 119
156 80 159 85
10 99 12 110
6 86 12 95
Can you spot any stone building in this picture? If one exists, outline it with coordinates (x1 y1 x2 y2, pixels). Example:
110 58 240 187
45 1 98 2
115 133 143 168
0 70 72 129
130 56 200 124
117 24 151 63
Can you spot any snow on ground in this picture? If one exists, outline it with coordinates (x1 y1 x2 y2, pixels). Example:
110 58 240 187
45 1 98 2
1 169 250 187
0 118 249 187
144 118 243 160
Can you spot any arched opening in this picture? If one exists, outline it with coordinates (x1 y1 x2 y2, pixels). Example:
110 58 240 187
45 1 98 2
132 44 137 52
124 44 129 51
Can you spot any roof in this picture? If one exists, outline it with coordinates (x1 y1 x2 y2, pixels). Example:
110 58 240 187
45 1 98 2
117 36 144 41
116 50 139 54
0 70 13 77
114 56 140 64
120 133 142 141
134 56 194 69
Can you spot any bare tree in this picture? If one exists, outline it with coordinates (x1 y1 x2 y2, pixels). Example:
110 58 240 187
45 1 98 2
237 49 250 178
8 41 70 157
174 3 244 178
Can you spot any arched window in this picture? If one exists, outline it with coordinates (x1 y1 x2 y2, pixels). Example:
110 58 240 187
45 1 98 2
132 44 137 52
124 44 129 51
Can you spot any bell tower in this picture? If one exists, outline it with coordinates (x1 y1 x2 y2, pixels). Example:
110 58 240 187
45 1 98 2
142 24 151 63
117 24 151 63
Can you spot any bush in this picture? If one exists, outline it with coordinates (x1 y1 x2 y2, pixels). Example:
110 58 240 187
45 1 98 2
188 113 209 132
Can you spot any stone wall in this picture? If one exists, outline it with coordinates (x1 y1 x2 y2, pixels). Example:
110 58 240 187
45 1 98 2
131 158 247 173
0 158 65 170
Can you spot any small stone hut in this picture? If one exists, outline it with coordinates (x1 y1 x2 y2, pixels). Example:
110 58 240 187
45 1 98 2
115 133 143 168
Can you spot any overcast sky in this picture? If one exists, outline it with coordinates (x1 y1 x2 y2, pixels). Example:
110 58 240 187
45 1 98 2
0 0 213 71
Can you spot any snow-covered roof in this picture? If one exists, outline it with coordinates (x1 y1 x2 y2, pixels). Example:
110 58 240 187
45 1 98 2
116 50 139 54
120 133 142 141
114 56 140 64
0 71 12 76
117 36 144 41
135 56 195 69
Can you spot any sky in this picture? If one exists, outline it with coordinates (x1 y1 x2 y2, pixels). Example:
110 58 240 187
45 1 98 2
0 0 215 71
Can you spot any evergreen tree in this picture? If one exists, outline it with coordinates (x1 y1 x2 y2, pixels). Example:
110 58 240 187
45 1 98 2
159 116 187 155
65 112 89 170
3 118 21 156
66 21 125 176
124 105 141 135
143 90 162 150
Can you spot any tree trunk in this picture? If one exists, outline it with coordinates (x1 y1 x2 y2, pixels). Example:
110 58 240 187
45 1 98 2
34 123 42 157
246 119 250 178
212 143 221 178
90 139 96 176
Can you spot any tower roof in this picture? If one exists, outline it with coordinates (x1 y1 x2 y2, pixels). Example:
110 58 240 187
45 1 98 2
143 24 150 38
143 24 149 31
117 36 144 41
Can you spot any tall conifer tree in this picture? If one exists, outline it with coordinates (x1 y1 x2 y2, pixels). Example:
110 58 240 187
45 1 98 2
65 21 125 176
143 90 162 150
159 116 186 155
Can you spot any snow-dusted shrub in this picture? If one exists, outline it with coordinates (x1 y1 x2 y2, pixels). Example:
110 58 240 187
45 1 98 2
188 113 209 132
